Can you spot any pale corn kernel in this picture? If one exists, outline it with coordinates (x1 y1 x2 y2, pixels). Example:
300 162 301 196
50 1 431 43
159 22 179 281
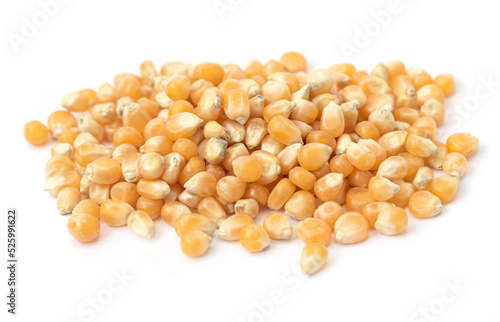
387 179 414 208
320 102 345 138
203 121 230 141
261 135 286 155
291 100 317 125
297 143 332 171
347 168 373 188
267 178 296 210
335 174 351 205
161 201 190 226
45 154 75 180
44 171 81 196
56 187 81 215
368 176 400 201
162 152 186 185
205 137 228 165
341 85 366 108
335 133 353 155
362 201 394 229
288 166 317 191
95 82 116 104
183 171 217 197
100 199 134 227
413 116 437 139
262 99 296 122
357 139 387 170
221 143 249 172
57 127 79 145
264 61 285 77
190 79 214 105
408 191 442 219
110 182 140 208
334 212 369 244
72 199 100 218
249 95 266 118
428 174 459 204
141 136 173 156
442 152 467 179
217 197 235 215
240 224 270 253
296 218 332 246
221 119 245 144
113 144 138 162
217 213 254 241
116 76 142 100
420 99 445 125
137 152 165 180
389 74 417 108
78 114 104 142
312 93 341 117
300 243 328 275
405 134 438 158
245 118 268 149
398 152 425 181
376 156 409 181
374 206 408 236
89 183 110 204
417 84 445 107
138 98 160 118
307 69 335 97
75 143 111 168
267 115 302 145
233 156 262 182
243 184 270 208
47 110 77 138
127 210 155 239
61 91 89 112
292 120 312 139
91 102 116 125
263 212 293 240
346 142 376 171
331 70 350 89
216 176 247 203
175 213 216 238
136 197 163 220
121 152 141 183
136 179 170 199
313 201 344 230
113 127 145 148
377 131 408 156
407 66 432 90
314 173 344 202
305 130 336 151
115 97 135 119
85 158 121 185
181 230 212 258
164 112 203 141
368 105 395 135
412 167 434 190
277 143 302 175
446 133 479 158
394 121 410 131
67 213 100 243
193 87 222 122
355 121 381 141
371 62 389 80
360 75 391 96
345 187 374 213
252 150 282 185
284 190 316 221
426 140 447 170
393 107 421 125
197 197 226 226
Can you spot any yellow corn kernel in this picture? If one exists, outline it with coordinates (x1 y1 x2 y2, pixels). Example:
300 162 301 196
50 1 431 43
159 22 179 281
371 62 389 80
45 154 75 180
234 198 259 218
308 69 335 97
136 179 170 200
75 143 111 167
313 201 343 230
252 150 282 185
171 138 198 161
127 210 155 238
24 120 49 146
408 164 431 188
89 183 110 204
291 99 318 124
362 201 394 229
197 197 226 226
113 127 145 149
161 152 186 185
393 107 421 125
47 110 77 138
56 187 81 215
280 52 307 73
61 90 89 112
175 213 215 238
183 171 217 197
222 143 249 172
407 66 432 89
346 142 376 171
57 127 79 144
428 174 459 204
267 115 302 145
161 201 190 226
136 197 163 220
267 178 296 210
300 243 328 275
313 173 343 202
181 230 212 258
100 199 134 226
288 166 316 191
240 224 270 253
341 85 366 108
345 187 374 213
387 180 414 208
347 168 373 188
376 156 409 181
328 154 352 178
296 218 332 246
359 139 387 171
408 191 442 219
67 213 100 243
217 213 254 241
44 171 81 196
405 134 438 157
433 74 455 97
374 206 408 235
260 135 285 155
334 212 369 244
355 121 380 141
72 199 100 218
110 182 140 208
284 190 316 221
263 212 293 240
223 89 250 124
193 62 224 86
378 131 408 156
165 112 203 141
243 184 270 208
446 133 479 158
397 152 424 181
368 176 400 201
232 156 262 183
297 143 332 171
205 137 228 165
179 156 205 186
319 102 345 138
417 84 445 107
165 74 191 101
78 114 104 142
426 140 447 170
163 183 183 203
216 176 247 203
442 152 467 179
420 99 445 125
368 105 395 135
389 74 417 108
244 118 268 149
85 158 121 185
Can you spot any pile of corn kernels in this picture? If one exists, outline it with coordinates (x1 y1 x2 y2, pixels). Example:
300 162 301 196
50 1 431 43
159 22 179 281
24 52 479 274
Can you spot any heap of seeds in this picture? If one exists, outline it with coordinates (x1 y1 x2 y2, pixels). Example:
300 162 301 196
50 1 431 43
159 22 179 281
24 52 479 274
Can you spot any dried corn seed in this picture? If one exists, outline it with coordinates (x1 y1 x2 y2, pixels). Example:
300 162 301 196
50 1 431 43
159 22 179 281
217 213 254 241
240 224 270 253
346 142 376 171
296 218 332 246
175 213 216 238
334 212 369 244
110 182 140 208
368 176 400 201
374 206 408 235
136 197 163 220
136 179 170 199
67 213 100 243
412 166 434 190
267 178 296 210
428 174 459 204
183 171 217 197
408 191 442 219
197 197 226 226
442 152 467 179
127 210 155 238
362 201 394 229
446 133 479 158
24 120 49 145
181 230 212 258
234 198 259 218
216 176 247 203
161 201 190 226
56 187 81 215
376 156 408 181
297 143 332 171
300 243 328 275
285 190 316 221
314 173 344 202
100 199 134 227
405 134 438 157
263 212 293 240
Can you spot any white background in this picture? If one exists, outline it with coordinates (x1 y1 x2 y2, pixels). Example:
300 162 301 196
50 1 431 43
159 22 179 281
1 0 500 321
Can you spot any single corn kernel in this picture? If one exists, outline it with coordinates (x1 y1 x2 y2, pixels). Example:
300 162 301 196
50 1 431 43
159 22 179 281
313 201 344 230
143 117 168 141
136 179 170 200
47 110 77 138
376 156 409 181
346 142 376 171
378 131 408 156
127 210 156 238
433 74 455 97
113 127 145 148
334 212 369 244
314 173 344 202
89 183 110 204
121 152 141 183
197 197 227 226
181 230 212 258
136 197 163 220
44 171 81 196
412 166 434 190
288 166 317 191
240 224 270 253
141 136 173 156
222 143 249 172
368 176 400 201
56 187 81 215
164 112 203 141
203 121 230 141
85 158 121 185
341 85 366 108
355 121 381 141
267 178 296 210
374 206 408 235
223 89 250 124
426 140 447 170
387 180 415 208
420 99 445 125
162 152 186 185
362 201 394 229
178 156 205 186
347 168 373 188
72 199 100 218
100 199 134 227
252 150 282 185
172 138 198 161
320 102 345 138
161 201 190 226
428 174 459 204
24 120 49 145
193 62 224 86
261 80 291 105
393 107 421 125
405 134 438 158
280 52 307 73
205 137 228 164
296 218 332 246
221 119 245 144
297 143 332 171
300 243 328 275
368 105 395 135
67 213 100 243
417 84 445 107
110 182 140 208
175 213 216 238
61 91 89 112
446 133 479 158
267 115 302 145
263 212 293 239
78 114 104 142
45 154 75 180
277 143 302 175
216 176 247 203
235 198 259 218
163 183 183 203
183 171 217 197
284 190 316 221
308 69 335 96
75 143 112 167
217 213 254 241
291 99 318 124
243 184 271 208
442 152 467 179
345 187 374 213
233 156 262 182
408 191 442 219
